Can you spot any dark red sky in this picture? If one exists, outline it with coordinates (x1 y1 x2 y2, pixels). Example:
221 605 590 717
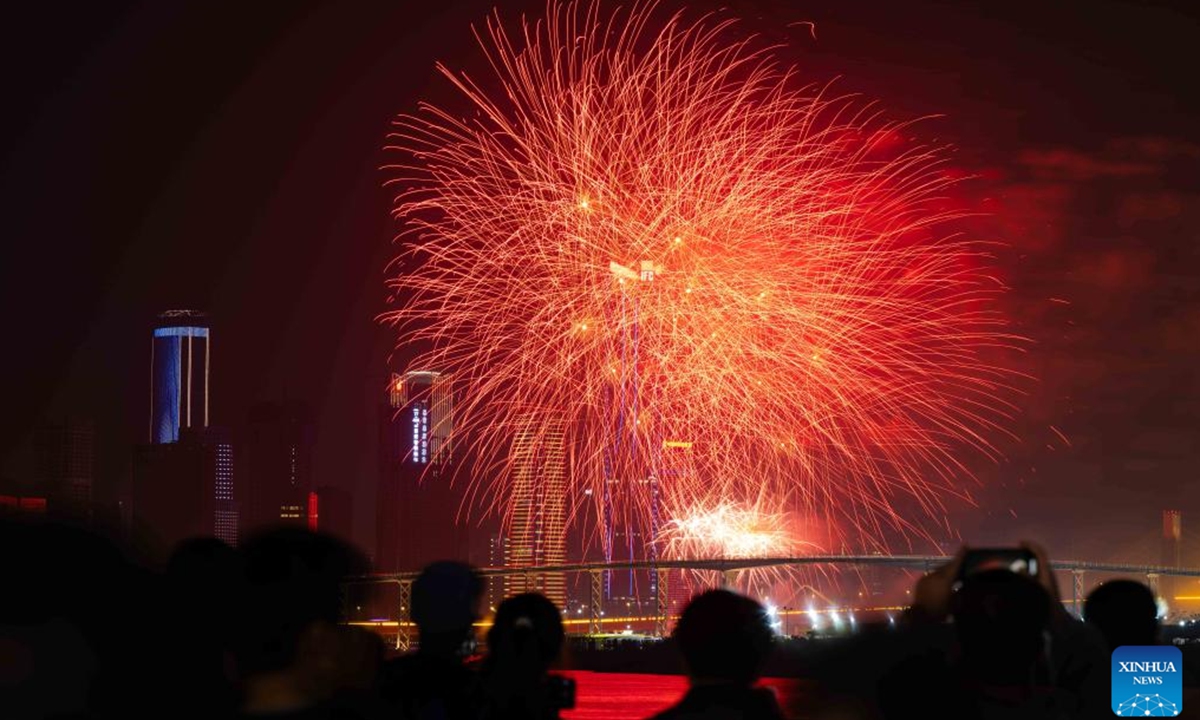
2 0 1198 561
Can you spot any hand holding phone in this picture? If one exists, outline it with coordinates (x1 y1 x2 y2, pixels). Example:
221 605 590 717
957 548 1039 581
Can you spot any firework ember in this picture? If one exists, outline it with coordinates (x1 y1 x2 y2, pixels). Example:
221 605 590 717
660 501 804 559
383 1 1017 557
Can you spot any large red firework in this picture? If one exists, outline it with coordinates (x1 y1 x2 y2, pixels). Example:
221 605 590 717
383 2 1018 559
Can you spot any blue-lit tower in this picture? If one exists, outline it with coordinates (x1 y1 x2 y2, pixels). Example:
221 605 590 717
150 310 210 444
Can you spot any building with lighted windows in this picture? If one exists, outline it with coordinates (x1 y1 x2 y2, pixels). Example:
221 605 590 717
131 427 237 549
376 371 463 572
504 417 567 608
244 401 314 533
312 484 353 540
487 533 510 612
150 310 209 444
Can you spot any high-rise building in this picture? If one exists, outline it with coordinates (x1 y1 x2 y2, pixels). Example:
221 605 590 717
131 427 238 551
487 533 510 612
211 433 238 546
376 371 464 573
392 370 454 465
244 401 314 533
505 418 567 608
313 484 353 541
660 440 694 614
33 419 95 516
150 310 210 444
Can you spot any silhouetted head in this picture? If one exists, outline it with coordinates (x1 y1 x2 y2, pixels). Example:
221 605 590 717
1085 579 1159 650
951 569 1051 685
0 517 156 718
234 527 368 676
674 590 774 686
167 536 240 578
487 593 564 675
412 561 483 655
166 537 242 618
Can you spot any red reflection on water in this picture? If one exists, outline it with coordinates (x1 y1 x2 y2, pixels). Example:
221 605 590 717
560 672 807 720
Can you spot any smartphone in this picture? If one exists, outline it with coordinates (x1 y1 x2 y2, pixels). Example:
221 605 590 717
958 548 1039 580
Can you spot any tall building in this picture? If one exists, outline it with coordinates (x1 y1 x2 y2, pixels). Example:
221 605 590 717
33 419 95 516
376 371 464 573
244 401 314 533
131 427 238 551
487 533 510 612
599 262 670 601
150 310 210 444
660 440 694 614
312 484 353 541
393 370 453 465
505 418 567 608
211 434 238 545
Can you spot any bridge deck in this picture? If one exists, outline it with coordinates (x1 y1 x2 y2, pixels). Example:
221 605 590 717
348 555 1200 582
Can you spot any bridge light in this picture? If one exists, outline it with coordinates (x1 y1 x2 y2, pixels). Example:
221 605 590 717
806 604 822 632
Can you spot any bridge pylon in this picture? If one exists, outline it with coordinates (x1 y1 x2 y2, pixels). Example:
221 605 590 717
1071 569 1085 618
588 569 603 635
397 579 413 651
654 568 670 637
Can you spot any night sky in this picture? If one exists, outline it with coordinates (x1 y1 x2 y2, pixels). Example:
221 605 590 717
3 0 1198 563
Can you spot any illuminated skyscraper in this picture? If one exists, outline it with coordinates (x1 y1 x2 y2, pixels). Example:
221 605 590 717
377 371 463 572
131 427 237 550
212 435 237 545
312 485 353 541
487 533 510 612
245 401 313 532
600 262 665 601
505 418 567 608
150 310 210 444
660 440 694 614
391 371 454 465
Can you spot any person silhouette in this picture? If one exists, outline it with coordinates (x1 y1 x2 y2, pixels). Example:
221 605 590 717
1084 579 1159 651
478 593 571 720
233 527 380 719
650 589 783 720
379 561 484 720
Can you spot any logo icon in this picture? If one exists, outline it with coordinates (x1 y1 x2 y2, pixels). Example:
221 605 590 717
1112 645 1182 716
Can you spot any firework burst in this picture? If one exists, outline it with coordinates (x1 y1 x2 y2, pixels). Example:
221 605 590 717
383 1 1019 559
660 501 807 559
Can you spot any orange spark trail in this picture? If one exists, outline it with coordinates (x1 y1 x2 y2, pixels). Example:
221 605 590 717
383 1 1021 558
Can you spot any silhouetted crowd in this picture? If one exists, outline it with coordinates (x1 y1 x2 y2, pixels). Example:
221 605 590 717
0 517 1182 720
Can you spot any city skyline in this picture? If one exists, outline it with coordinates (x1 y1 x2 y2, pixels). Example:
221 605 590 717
2 0 1199 569
6 9 1200 719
